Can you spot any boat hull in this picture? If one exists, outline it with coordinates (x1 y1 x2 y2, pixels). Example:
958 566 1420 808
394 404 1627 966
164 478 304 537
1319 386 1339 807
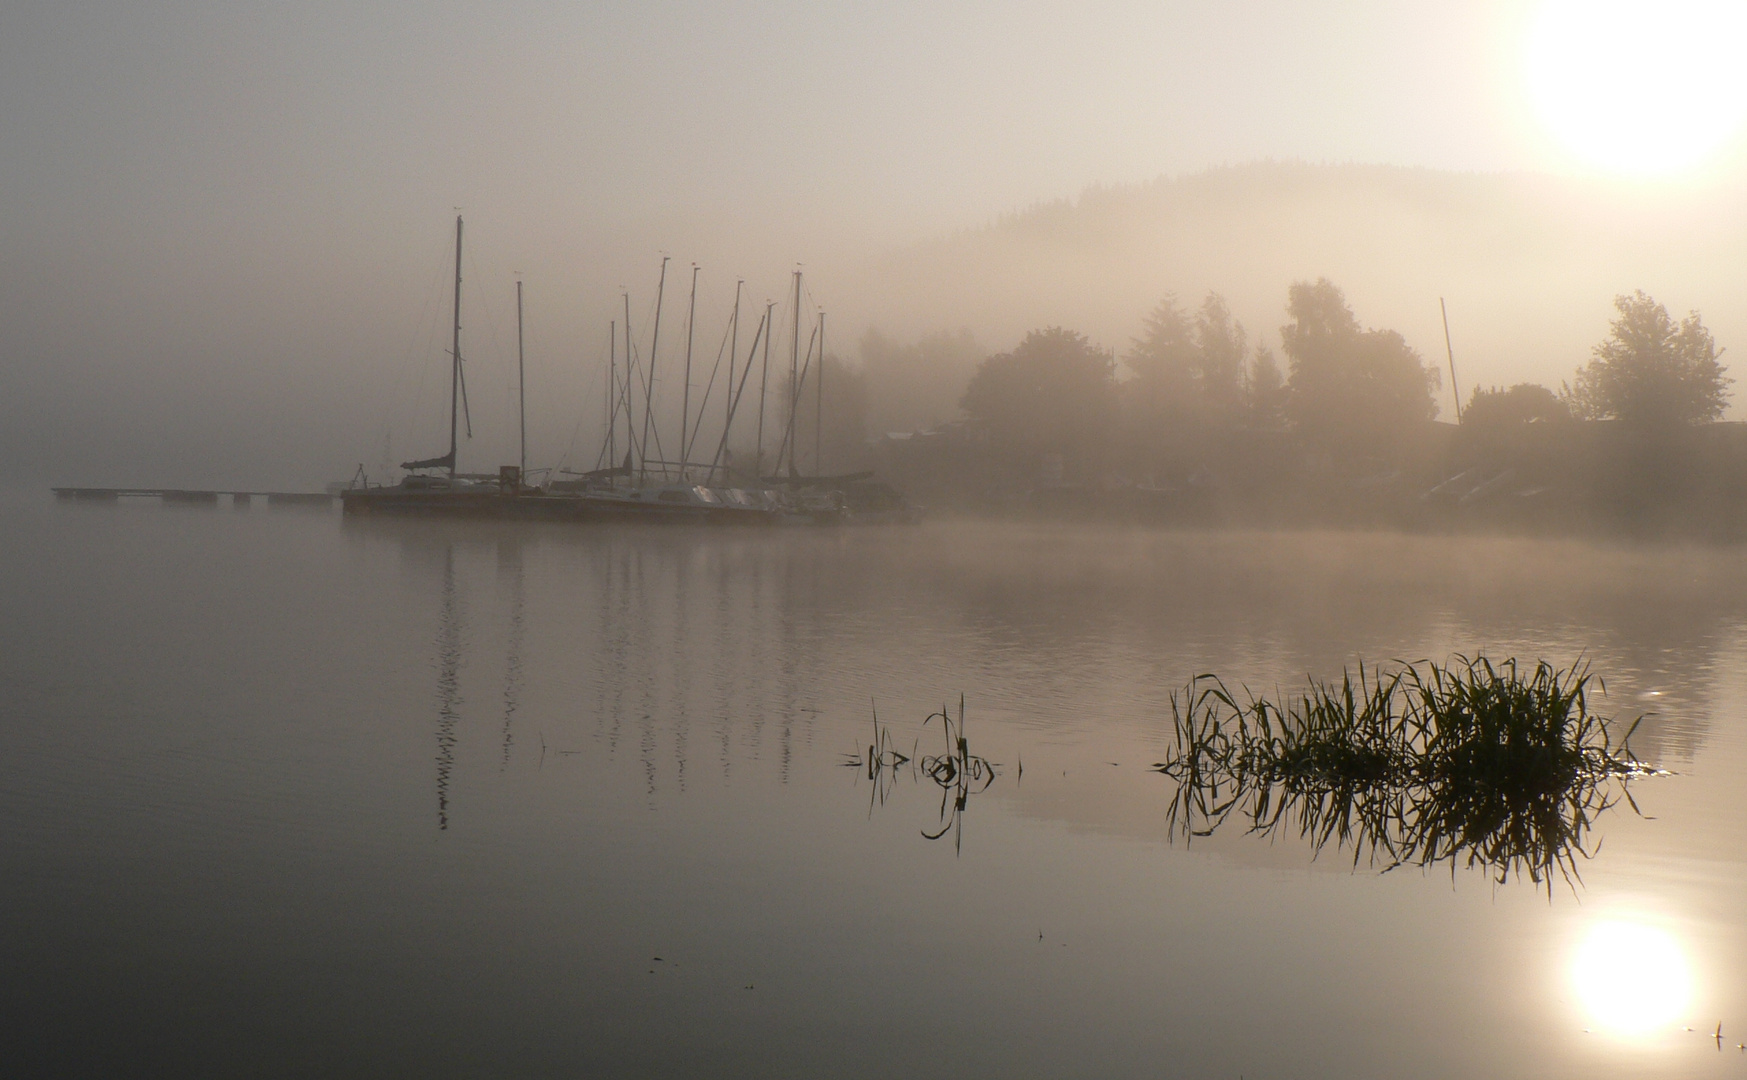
340 487 777 525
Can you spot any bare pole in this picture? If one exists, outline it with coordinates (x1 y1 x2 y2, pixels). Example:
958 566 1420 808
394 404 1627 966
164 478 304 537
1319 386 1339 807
710 309 767 482
773 323 816 477
516 277 526 484
1440 296 1463 424
683 284 737 477
607 320 616 469
723 280 741 482
756 300 773 481
621 293 635 468
680 263 699 481
622 292 639 472
640 257 669 483
788 269 800 478
815 309 824 475
448 217 462 479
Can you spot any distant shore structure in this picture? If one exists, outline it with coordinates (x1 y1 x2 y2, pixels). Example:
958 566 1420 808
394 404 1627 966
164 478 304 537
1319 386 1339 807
52 488 334 506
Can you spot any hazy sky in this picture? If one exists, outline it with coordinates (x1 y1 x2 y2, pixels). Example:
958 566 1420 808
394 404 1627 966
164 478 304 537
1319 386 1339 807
0 2 1566 244
5 1 1746 485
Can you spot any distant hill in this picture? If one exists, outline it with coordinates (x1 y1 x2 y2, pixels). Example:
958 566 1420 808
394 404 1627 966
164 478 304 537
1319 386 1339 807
845 162 1747 421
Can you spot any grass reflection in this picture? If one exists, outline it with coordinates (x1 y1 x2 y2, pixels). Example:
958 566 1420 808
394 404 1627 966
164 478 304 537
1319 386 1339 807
1152 657 1658 890
843 697 998 853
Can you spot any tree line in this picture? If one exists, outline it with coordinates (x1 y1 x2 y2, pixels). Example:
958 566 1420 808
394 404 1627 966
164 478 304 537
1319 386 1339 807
952 281 1730 484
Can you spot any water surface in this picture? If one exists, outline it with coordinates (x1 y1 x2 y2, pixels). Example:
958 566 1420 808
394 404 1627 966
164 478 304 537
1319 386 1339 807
3 494 1745 1078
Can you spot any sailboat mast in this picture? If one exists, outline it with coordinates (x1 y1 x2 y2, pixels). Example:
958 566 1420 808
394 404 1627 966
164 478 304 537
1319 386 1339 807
680 264 699 480
640 257 669 483
723 280 741 483
516 278 526 484
713 309 764 481
622 292 636 473
816 310 824 475
789 270 800 477
756 300 773 481
607 321 617 468
448 215 463 480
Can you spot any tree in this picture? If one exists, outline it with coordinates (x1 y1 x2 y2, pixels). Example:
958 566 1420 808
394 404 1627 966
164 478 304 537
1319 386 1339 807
1126 292 1246 421
1193 293 1247 419
1463 383 1567 429
1126 295 1199 419
1565 291 1729 428
1280 278 1439 458
960 327 1117 475
1247 344 1288 429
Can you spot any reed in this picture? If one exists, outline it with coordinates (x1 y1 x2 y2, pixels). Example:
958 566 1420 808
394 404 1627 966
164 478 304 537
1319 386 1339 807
843 696 996 852
1153 656 1655 889
919 696 996 851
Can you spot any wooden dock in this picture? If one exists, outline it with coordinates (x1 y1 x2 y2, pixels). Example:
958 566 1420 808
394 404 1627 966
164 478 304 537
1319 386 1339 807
53 488 336 506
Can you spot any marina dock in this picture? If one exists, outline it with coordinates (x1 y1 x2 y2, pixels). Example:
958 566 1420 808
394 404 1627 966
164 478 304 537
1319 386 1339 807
53 488 335 506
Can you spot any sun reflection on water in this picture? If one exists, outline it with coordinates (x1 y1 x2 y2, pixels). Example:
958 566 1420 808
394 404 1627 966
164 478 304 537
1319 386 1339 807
1571 920 1693 1038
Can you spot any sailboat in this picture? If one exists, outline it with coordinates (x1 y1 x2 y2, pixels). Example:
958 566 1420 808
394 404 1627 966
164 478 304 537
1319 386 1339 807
342 215 520 516
540 259 781 525
345 219 615 520
344 222 771 524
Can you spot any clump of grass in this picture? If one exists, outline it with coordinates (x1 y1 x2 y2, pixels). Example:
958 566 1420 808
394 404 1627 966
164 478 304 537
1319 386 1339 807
840 703 912 778
1153 656 1656 890
840 703 913 812
843 696 997 852
919 696 995 851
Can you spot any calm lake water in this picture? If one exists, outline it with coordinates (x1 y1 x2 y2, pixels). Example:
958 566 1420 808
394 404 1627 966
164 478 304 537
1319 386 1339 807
3 491 1745 1078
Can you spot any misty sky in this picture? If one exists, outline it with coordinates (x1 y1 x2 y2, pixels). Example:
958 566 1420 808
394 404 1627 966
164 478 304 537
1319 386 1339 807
5 1 1746 486
0 3 1592 242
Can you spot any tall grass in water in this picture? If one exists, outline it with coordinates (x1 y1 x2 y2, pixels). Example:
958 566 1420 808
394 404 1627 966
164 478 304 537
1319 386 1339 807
919 697 995 852
1153 657 1655 890
842 696 995 853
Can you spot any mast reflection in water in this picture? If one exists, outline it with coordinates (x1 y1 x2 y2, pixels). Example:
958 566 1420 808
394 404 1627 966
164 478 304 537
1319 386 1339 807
434 545 463 830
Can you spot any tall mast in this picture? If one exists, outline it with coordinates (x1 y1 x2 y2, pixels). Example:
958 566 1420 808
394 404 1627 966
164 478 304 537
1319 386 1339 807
724 280 741 482
756 300 773 481
680 264 699 480
608 320 617 468
448 214 463 480
713 306 762 483
516 278 526 484
640 257 669 483
789 269 801 478
816 310 824 476
622 292 635 471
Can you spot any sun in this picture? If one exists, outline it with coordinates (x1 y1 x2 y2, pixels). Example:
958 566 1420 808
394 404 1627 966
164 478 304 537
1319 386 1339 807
1570 920 1693 1037
1523 0 1747 175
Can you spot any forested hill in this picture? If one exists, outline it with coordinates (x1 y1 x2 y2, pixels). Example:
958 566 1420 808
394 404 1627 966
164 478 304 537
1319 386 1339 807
847 162 1747 416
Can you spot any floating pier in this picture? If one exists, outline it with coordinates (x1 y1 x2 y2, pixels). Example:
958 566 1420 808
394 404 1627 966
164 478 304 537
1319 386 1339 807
52 488 336 506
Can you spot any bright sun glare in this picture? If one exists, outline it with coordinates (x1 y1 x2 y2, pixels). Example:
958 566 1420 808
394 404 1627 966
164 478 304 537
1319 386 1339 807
1525 0 1747 175
1571 921 1693 1036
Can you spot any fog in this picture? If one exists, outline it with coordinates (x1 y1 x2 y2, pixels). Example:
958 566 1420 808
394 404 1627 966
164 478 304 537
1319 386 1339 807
15 6 1747 1074
6 2 1747 490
